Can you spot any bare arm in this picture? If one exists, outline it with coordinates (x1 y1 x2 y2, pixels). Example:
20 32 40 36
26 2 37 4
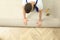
38 9 43 21
23 7 26 19
23 6 28 25
37 9 43 26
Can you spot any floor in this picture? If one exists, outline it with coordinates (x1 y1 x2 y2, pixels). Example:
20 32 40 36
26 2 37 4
0 27 60 40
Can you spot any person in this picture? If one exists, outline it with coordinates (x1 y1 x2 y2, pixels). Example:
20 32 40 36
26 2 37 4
22 0 43 26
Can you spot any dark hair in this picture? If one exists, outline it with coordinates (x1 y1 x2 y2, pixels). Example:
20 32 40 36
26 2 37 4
24 3 32 13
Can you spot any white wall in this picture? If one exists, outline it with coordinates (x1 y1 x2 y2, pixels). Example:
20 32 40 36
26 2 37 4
0 0 23 26
0 0 23 18
43 0 60 18
0 0 60 27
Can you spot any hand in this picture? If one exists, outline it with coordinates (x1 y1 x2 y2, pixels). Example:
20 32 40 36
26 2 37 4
36 20 42 27
24 18 28 25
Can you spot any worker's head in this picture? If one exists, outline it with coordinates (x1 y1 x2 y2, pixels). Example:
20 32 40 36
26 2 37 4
24 2 35 13
24 3 32 13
